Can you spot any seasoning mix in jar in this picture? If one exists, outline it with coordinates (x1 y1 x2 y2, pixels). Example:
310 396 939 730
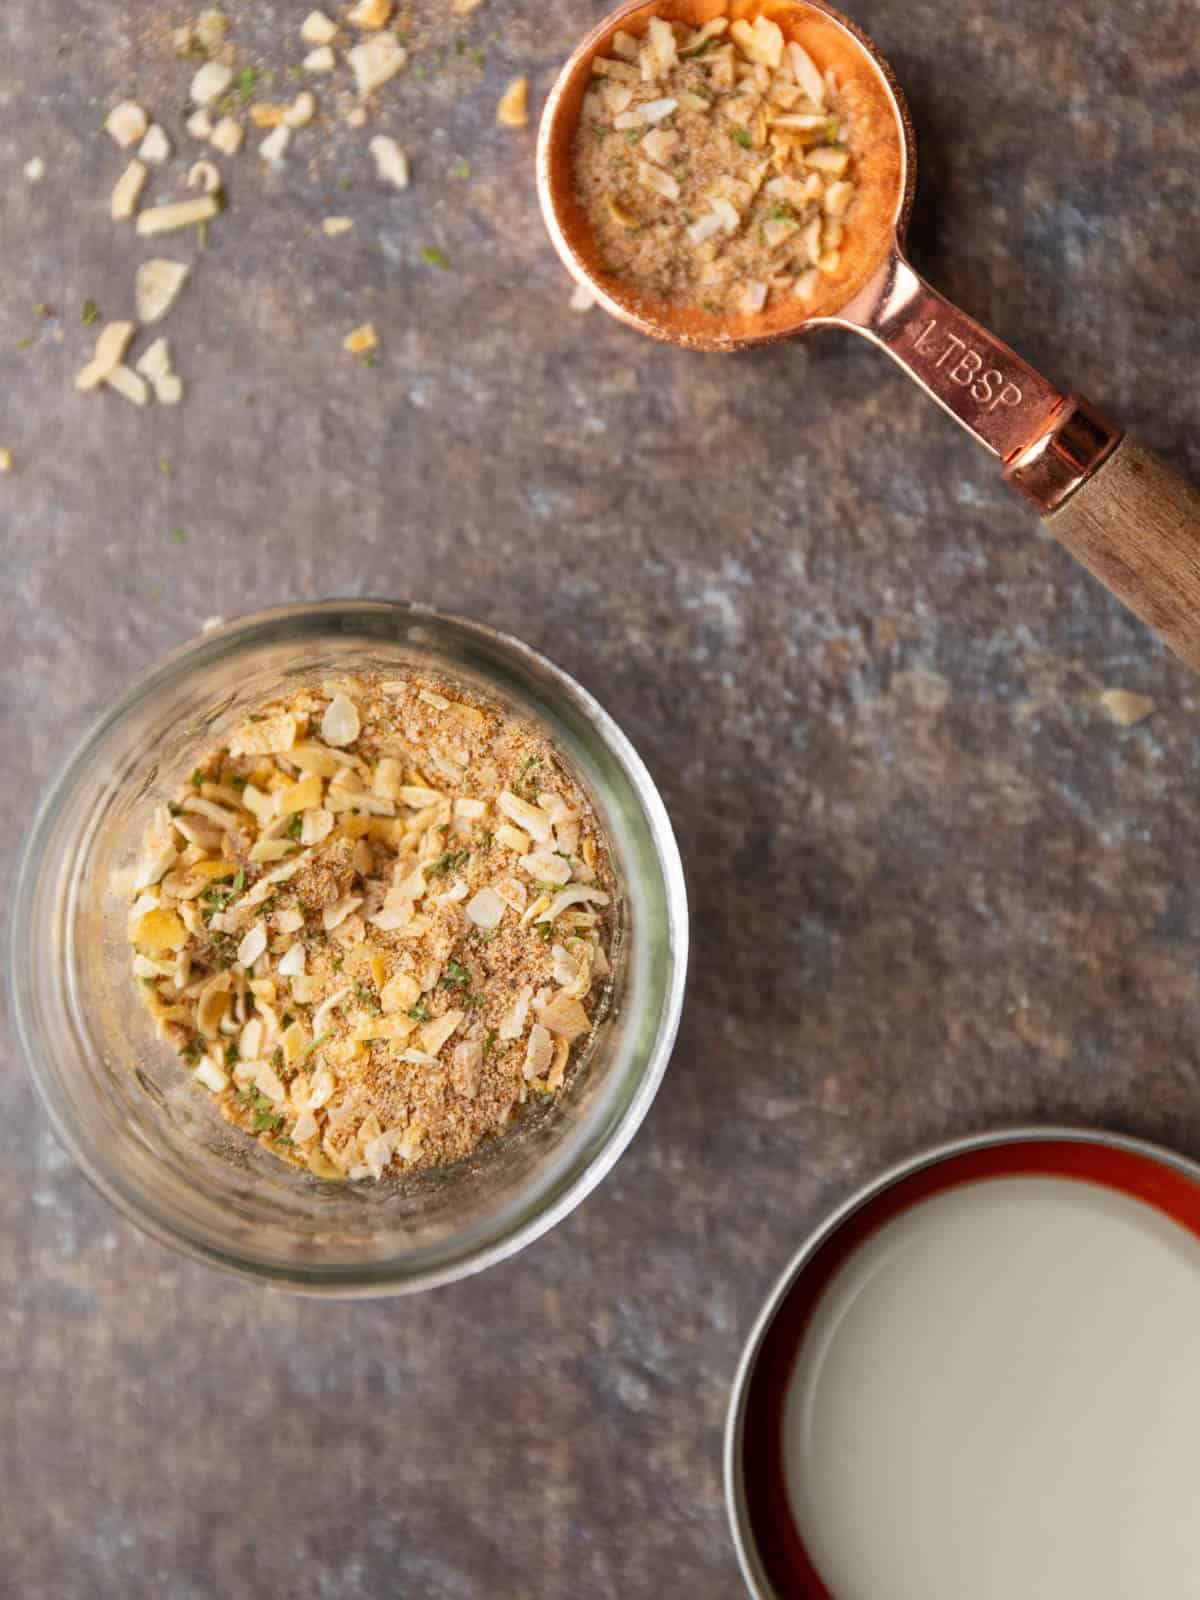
126 670 616 1183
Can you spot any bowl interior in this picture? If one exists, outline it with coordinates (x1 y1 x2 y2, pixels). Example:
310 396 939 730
13 604 687 1293
726 1130 1200 1598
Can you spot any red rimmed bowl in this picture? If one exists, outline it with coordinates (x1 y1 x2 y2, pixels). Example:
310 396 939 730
725 1127 1200 1599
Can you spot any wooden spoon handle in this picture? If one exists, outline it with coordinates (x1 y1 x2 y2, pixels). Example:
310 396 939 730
1044 438 1200 670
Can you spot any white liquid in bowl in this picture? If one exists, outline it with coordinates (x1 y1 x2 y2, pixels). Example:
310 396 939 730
783 1176 1200 1599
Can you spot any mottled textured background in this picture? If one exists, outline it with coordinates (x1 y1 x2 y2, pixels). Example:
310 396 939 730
3 1 1200 1595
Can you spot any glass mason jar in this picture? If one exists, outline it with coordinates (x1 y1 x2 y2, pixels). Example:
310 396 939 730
11 602 688 1295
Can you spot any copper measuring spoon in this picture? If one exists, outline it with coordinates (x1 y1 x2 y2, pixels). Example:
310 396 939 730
538 0 1200 668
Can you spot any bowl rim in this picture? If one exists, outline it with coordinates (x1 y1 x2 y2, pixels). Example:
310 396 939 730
11 598 690 1296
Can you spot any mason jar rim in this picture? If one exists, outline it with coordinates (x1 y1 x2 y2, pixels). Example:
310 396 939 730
11 600 689 1294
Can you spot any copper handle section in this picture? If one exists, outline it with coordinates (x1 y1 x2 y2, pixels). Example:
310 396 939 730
827 251 1071 464
822 249 1200 671
826 250 1123 515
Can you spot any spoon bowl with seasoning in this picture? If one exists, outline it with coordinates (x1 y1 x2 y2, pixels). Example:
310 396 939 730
538 0 1200 670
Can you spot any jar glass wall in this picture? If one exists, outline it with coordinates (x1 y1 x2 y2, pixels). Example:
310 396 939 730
11 602 688 1295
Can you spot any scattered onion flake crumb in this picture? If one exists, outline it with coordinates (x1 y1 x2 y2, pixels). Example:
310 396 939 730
343 322 378 356
106 364 150 407
210 116 244 155
81 0 516 415
192 8 229 53
369 134 409 188
75 320 135 391
347 32 407 96
0 449 13 473
187 159 222 194
105 101 149 148
125 670 616 1178
259 123 291 164
136 260 189 324
301 10 338 46
111 158 148 221
75 316 183 406
191 62 233 107
284 91 317 129
136 196 220 235
1099 689 1155 728
496 76 529 127
139 125 172 165
348 0 393 27
572 13 856 313
136 337 184 404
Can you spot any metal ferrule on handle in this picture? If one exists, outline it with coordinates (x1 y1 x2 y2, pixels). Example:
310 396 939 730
825 250 1123 514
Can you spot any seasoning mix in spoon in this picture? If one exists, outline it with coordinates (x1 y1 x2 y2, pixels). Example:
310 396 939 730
126 671 615 1181
573 12 856 317
541 0 1200 673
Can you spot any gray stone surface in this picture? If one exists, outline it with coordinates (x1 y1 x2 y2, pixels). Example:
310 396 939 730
3 0 1200 1595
